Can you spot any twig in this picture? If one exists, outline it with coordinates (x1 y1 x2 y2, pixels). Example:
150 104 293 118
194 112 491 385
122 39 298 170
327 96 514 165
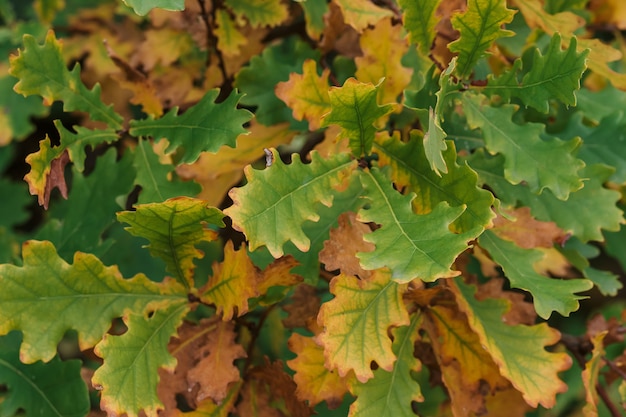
196 0 230 97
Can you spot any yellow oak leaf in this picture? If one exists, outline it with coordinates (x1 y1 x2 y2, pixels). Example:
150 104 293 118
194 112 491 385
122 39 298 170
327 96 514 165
275 59 331 131
333 0 393 33
319 211 375 279
133 28 194 71
514 0 626 89
200 241 259 320
24 140 69 209
423 304 511 416
225 0 289 28
590 0 626 30
215 8 248 57
355 17 413 104
582 331 607 417
287 333 350 408
176 120 295 203
187 320 247 403
450 278 572 408
256 255 301 296
317 270 410 382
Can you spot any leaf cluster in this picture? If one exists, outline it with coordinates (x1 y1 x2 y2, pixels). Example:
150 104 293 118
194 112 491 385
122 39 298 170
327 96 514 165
1 0 626 416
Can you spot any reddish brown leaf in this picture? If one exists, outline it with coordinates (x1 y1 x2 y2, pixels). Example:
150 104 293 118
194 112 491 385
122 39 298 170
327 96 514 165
187 320 247 403
282 284 321 331
319 212 374 279
492 207 567 249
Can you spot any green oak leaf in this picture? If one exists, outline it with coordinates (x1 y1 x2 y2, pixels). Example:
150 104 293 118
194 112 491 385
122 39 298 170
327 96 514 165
117 197 224 289
467 151 623 242
35 148 135 261
54 120 119 172
449 0 516 78
479 230 592 319
122 0 184 15
300 0 327 40
0 240 187 363
374 132 494 234
462 93 584 200
322 78 394 157
0 332 89 417
9 31 123 129
485 34 588 113
234 36 319 128
93 301 189 417
249 175 365 285
357 167 471 283
575 112 626 184
132 138 201 204
398 0 442 55
348 312 423 416
576 84 626 123
129 89 252 164
225 0 288 28
450 278 573 408
226 149 355 258
423 108 448 176
0 75 48 144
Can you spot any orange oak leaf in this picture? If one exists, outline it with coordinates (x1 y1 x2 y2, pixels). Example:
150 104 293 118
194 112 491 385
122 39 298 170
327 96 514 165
317 270 410 382
282 284 321 331
176 120 296 204
275 59 331 131
423 304 512 416
24 143 69 209
248 359 313 417
173 381 242 417
257 255 301 296
319 211 375 279
187 320 247 404
105 42 163 117
355 17 412 104
200 240 259 320
287 333 350 408
492 207 567 249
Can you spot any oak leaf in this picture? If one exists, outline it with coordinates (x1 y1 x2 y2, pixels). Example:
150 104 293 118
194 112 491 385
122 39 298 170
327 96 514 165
225 149 355 257
333 0 393 33
187 320 247 403
123 0 185 15
275 59 331 131
92 302 190 417
582 331 607 417
355 18 412 104
282 284 321 330
24 140 69 209
214 8 247 57
117 197 224 289
319 211 374 279
398 0 442 54
200 241 259 320
450 278 573 408
225 0 289 28
317 270 410 382
348 313 423 417
0 240 187 363
423 303 510 416
235 380 283 417
322 78 394 157
287 333 350 408
492 206 567 249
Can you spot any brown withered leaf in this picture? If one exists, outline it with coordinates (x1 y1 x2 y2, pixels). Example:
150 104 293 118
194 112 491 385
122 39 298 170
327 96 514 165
235 380 285 417
28 148 70 210
282 284 321 330
157 318 220 414
187 320 247 404
319 212 375 279
319 1 361 57
249 359 313 417
587 313 625 345
492 207 567 249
